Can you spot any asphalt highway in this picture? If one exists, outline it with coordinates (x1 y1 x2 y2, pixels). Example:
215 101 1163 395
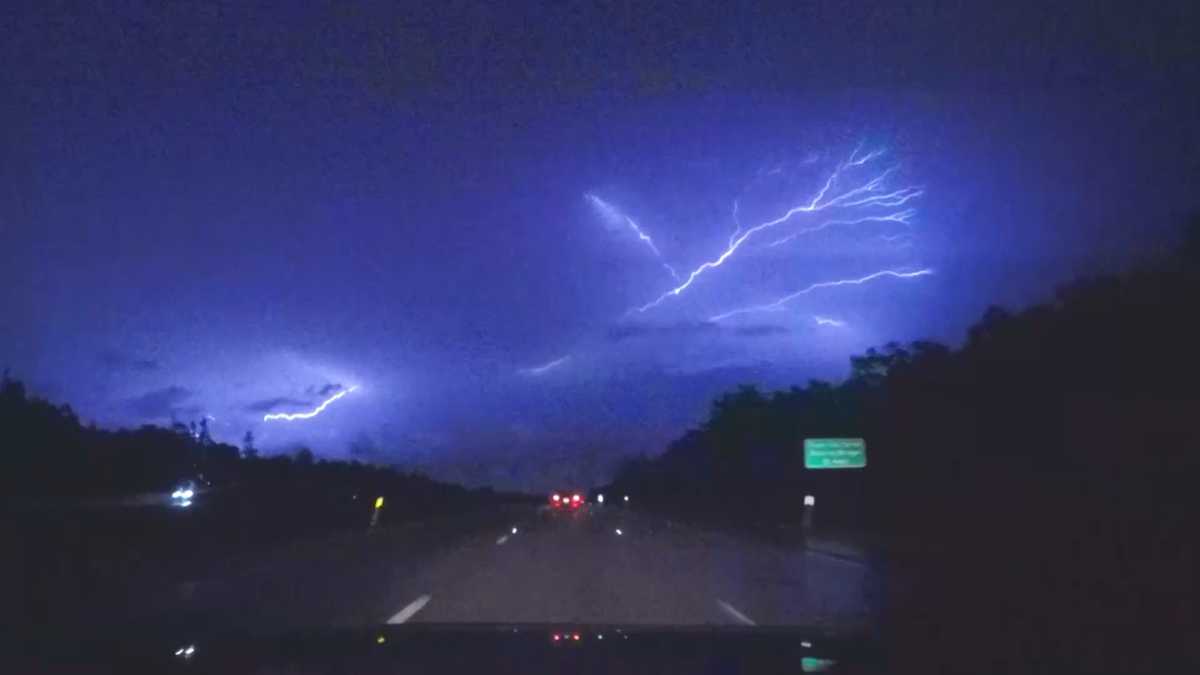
73 503 877 634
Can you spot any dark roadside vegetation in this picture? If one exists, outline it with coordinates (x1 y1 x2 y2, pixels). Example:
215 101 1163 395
609 222 1200 669
1 385 520 636
6 222 1200 669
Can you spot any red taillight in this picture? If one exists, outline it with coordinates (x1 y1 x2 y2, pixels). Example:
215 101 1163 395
573 633 580 641
551 493 560 502
572 494 581 502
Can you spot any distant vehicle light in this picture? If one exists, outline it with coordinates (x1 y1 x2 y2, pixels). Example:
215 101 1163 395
572 494 581 502
374 496 384 509
804 494 815 506
596 493 604 503
173 644 196 659
573 633 580 641
511 527 518 534
170 483 195 508
552 494 561 502
615 528 623 535
623 495 629 502
553 634 560 641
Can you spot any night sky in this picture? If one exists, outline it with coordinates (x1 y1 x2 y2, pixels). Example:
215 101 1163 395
3 2 1197 489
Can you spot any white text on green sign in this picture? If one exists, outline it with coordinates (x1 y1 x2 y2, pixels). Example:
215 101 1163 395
804 438 867 469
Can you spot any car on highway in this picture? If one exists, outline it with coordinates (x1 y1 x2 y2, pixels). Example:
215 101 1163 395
170 480 197 508
549 492 585 511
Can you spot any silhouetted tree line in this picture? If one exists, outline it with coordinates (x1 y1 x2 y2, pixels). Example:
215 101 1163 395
0 376 483 512
611 220 1200 668
2 377 516 637
614 220 1200 531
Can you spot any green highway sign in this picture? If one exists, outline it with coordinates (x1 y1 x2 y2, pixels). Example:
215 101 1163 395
801 657 838 673
804 438 867 469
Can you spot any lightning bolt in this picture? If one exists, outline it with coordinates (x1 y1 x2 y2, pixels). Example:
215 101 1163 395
518 356 570 376
709 269 934 322
768 210 916 247
813 316 848 327
585 194 679 280
632 144 924 313
263 386 359 422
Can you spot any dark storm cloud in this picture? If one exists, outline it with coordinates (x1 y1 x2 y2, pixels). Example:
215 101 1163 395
347 433 381 461
245 396 312 413
127 386 192 418
2 0 1194 487
305 383 344 397
97 349 159 372
606 321 720 342
732 324 790 338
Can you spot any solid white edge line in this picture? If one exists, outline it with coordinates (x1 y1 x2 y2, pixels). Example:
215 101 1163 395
716 599 757 626
386 594 432 624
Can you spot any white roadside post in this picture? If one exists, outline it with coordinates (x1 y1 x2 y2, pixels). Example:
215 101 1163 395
802 494 815 534
369 496 384 530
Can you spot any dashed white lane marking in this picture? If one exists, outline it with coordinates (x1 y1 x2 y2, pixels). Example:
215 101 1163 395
387 594 431 624
716 599 757 626
496 535 509 545
806 549 869 567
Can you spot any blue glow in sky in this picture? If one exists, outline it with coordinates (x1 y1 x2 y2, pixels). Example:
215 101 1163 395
2 2 1196 489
